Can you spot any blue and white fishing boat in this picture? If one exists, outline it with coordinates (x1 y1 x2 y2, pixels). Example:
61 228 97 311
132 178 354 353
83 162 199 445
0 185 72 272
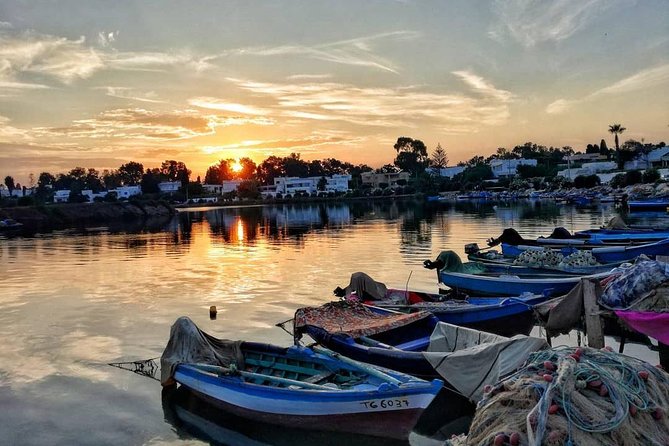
162 317 442 440
352 288 546 337
436 269 610 296
501 237 669 264
294 303 546 401
628 198 669 212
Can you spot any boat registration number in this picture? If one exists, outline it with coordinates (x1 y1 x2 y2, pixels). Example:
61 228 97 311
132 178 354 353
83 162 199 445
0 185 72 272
360 398 409 409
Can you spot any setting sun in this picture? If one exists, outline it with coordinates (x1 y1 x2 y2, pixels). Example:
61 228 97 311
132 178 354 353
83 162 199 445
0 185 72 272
231 160 243 173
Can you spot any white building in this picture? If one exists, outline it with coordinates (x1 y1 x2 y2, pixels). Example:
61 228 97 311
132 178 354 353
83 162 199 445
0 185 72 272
54 190 71 203
259 174 351 198
426 166 465 178
323 174 351 193
558 161 617 180
114 185 142 199
203 180 243 195
360 171 410 188
490 159 537 178
158 181 181 193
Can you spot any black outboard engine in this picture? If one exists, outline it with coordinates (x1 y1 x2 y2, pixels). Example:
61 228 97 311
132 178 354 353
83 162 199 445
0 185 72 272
464 243 480 255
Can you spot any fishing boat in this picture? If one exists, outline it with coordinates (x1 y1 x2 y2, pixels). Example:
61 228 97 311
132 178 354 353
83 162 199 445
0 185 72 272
162 317 442 440
0 218 23 231
437 268 611 297
362 291 548 337
501 237 669 264
487 227 667 247
293 302 547 401
628 198 669 212
466 250 622 275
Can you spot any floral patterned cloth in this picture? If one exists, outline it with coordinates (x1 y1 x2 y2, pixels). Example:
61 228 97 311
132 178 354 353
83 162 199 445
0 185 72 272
293 301 429 339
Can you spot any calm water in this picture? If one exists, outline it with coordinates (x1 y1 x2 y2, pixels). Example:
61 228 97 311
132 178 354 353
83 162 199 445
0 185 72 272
0 199 664 445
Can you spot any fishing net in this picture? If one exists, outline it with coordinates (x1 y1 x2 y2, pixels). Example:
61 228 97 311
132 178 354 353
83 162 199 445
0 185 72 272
462 346 669 446
108 357 161 381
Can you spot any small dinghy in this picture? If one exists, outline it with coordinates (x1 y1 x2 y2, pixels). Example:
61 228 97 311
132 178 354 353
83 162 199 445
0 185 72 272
161 317 442 440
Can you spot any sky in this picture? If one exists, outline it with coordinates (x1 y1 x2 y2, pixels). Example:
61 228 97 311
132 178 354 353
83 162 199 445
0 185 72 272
0 0 668 184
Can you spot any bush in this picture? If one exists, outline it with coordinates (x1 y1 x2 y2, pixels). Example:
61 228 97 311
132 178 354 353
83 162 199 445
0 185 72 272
643 168 660 184
610 173 626 188
574 174 600 188
17 196 34 206
625 170 643 186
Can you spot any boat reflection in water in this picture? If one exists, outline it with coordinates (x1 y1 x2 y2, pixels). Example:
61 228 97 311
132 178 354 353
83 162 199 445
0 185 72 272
161 386 474 446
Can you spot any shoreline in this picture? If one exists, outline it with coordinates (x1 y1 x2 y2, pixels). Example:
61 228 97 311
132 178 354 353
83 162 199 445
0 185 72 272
0 200 175 230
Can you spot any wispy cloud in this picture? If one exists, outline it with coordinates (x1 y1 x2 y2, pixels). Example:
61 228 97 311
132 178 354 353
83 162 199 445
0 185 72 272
35 108 274 141
188 97 270 115
224 70 513 132
489 0 614 47
202 132 363 156
546 63 669 114
0 115 32 140
99 86 165 103
0 29 215 89
218 31 420 73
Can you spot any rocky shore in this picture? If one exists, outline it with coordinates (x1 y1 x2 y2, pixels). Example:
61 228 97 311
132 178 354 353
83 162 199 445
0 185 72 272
0 201 175 228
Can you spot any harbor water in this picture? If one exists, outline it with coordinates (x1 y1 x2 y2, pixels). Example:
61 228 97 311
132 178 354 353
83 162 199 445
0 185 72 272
0 199 664 445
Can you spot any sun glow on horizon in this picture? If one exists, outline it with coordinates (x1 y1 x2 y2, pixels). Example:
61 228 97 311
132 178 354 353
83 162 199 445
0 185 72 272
231 160 243 173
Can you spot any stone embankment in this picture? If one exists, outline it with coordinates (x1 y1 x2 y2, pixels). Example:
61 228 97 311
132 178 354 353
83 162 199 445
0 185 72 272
0 201 175 227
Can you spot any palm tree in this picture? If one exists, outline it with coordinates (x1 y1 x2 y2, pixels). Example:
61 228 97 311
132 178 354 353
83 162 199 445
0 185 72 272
608 123 626 169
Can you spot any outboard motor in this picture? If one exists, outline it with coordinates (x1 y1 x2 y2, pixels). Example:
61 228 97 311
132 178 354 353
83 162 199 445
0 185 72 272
464 243 480 255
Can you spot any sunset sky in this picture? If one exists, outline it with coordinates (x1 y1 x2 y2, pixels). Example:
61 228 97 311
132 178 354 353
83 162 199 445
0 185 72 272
1 0 668 184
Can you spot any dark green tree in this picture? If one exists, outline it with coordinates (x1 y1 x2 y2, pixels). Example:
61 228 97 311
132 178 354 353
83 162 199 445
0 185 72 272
4 175 15 195
393 137 429 175
118 162 144 185
599 139 609 157
430 143 449 168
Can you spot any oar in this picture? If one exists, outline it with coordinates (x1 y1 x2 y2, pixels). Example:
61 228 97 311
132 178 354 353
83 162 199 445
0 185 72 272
358 336 402 351
191 363 335 390
312 346 402 386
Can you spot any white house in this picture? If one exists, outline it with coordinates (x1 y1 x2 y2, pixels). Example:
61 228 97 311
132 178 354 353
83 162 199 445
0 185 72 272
158 181 181 193
647 146 669 169
114 185 142 199
54 190 71 203
323 174 351 193
258 174 351 198
490 159 537 178
426 166 465 178
360 171 410 188
203 180 243 195
558 161 617 180
274 177 318 196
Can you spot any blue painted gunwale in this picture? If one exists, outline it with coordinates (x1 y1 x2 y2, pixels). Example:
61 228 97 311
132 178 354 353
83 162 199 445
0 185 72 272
173 342 442 406
437 270 610 296
500 237 669 263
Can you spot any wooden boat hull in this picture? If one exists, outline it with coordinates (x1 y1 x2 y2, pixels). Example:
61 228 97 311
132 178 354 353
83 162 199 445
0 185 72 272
172 344 442 440
501 238 669 263
185 386 427 440
437 271 609 296
369 291 546 337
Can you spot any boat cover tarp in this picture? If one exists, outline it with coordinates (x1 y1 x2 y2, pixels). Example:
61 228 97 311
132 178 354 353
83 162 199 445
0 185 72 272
422 323 547 400
433 250 486 274
339 272 389 301
600 259 669 309
533 279 601 337
293 301 430 339
614 311 669 344
161 316 243 386
605 215 629 229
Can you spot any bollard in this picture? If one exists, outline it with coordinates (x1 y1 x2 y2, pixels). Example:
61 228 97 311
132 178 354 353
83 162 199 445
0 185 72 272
209 305 217 320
